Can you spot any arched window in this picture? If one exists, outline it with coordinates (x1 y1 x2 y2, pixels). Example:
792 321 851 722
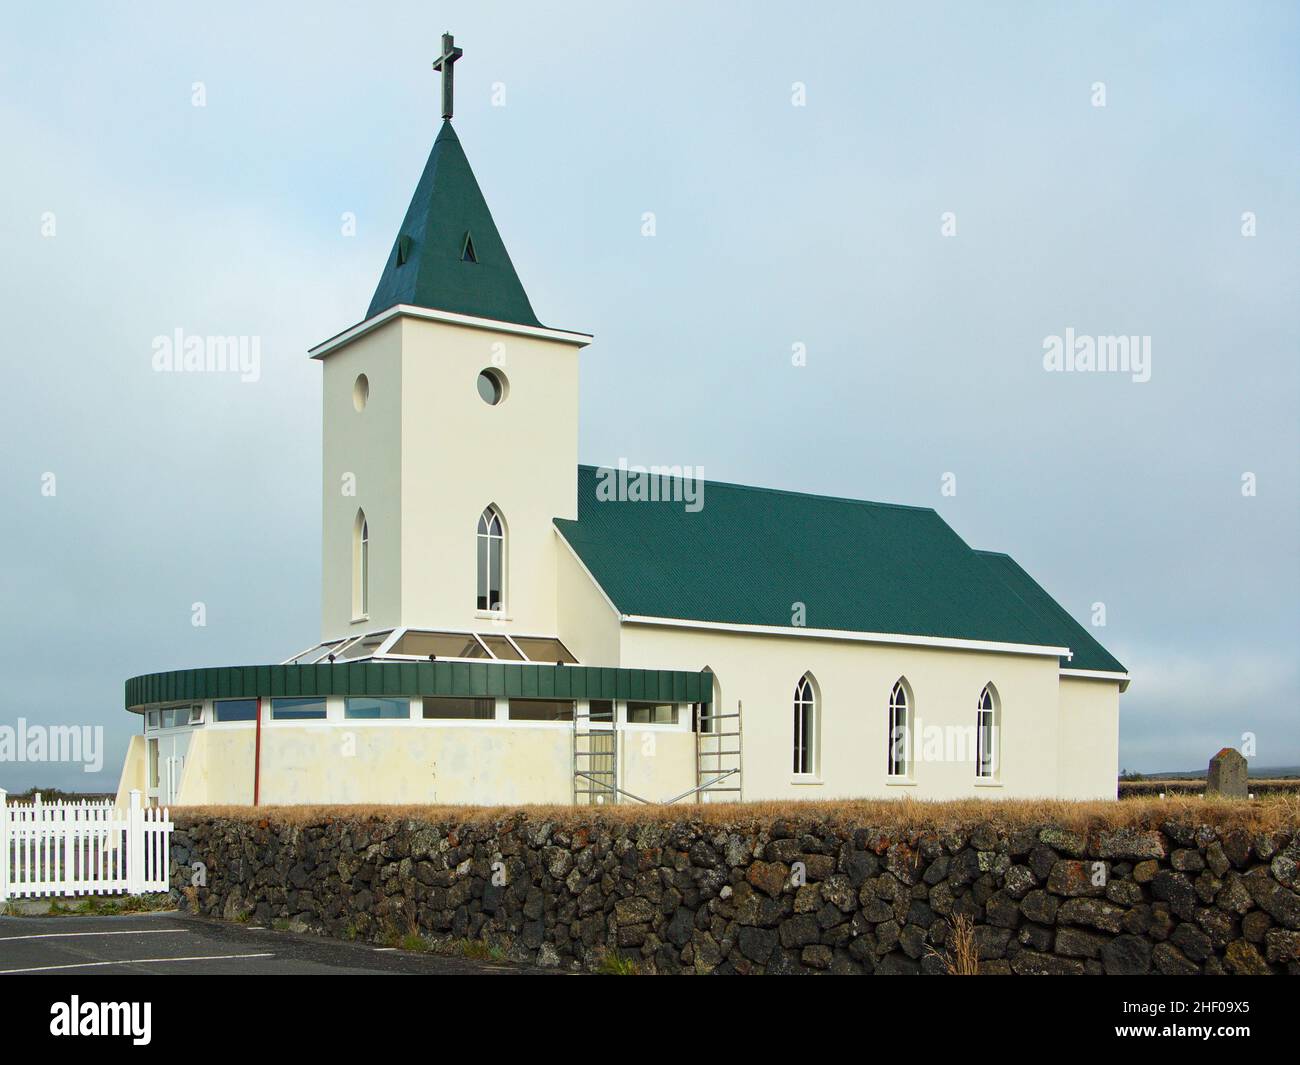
476 505 505 611
352 510 369 618
694 668 722 734
976 684 999 778
792 675 817 775
888 679 911 777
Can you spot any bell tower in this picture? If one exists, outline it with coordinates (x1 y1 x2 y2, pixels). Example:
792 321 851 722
311 35 592 641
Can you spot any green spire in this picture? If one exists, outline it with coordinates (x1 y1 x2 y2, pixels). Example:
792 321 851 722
367 120 541 327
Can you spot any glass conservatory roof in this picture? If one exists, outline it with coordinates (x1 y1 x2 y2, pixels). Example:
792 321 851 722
281 629 578 666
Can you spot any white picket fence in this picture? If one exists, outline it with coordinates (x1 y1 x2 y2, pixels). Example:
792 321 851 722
0 789 173 901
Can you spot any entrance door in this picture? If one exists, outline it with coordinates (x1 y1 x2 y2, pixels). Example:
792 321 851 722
147 738 160 803
163 753 185 806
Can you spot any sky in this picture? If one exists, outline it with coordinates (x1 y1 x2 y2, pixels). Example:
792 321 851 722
0 1 1296 791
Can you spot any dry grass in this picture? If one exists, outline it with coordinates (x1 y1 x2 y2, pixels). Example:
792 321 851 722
1121 778 1300 794
927 914 979 975
175 793 1299 834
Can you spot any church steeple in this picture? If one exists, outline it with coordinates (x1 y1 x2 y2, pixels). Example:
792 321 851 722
367 36 541 327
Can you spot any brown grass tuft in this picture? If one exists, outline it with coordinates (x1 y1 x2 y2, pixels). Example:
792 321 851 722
934 914 979 975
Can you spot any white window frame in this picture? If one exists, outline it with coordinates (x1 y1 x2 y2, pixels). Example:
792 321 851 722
267 695 330 724
792 675 818 778
887 679 911 780
976 684 1000 780
375 629 494 662
369 628 574 665
352 509 369 622
211 698 261 728
477 505 506 613
359 517 370 616
619 700 690 732
415 695 500 725
340 695 416 723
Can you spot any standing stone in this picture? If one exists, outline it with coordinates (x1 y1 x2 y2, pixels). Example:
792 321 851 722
1206 748 1248 799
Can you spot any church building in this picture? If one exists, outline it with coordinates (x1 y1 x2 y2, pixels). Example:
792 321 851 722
115 37 1128 809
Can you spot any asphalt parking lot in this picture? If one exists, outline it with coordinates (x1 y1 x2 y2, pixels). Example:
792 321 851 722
0 913 554 976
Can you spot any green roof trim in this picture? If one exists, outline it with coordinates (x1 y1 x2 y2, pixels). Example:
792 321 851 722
555 466 1125 676
367 120 541 327
125 661 712 711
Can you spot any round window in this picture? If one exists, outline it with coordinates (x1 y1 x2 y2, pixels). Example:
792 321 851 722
353 373 370 412
477 368 506 406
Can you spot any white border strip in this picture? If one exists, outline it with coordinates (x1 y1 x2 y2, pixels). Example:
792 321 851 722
1061 668 1131 684
309 304 593 358
618 614 1071 658
0 953 274 974
0 930 190 943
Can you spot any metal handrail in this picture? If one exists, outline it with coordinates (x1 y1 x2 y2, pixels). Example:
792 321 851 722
661 768 740 805
573 771 655 806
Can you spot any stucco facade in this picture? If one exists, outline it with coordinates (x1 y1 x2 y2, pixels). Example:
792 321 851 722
120 697 699 809
320 313 585 639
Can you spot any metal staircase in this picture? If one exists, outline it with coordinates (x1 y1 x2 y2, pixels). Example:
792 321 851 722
692 699 743 803
571 698 744 806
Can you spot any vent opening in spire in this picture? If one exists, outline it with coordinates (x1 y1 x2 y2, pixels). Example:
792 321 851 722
461 232 477 263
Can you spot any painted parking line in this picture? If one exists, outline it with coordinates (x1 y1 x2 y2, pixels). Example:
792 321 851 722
0 929 191 943
0 952 275 974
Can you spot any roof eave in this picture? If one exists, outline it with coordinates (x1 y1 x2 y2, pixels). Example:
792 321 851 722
617 614 1072 659
309 304 593 359
1060 667 1132 692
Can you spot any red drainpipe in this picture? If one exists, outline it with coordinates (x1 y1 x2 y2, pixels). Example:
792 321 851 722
253 695 263 806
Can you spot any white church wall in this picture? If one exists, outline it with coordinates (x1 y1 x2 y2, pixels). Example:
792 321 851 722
618 622 1066 801
396 317 580 635
174 721 576 806
166 712 707 807
113 733 148 811
321 320 405 639
178 727 255 805
1056 675 1121 799
618 723 697 803
555 535 622 667
255 724 573 805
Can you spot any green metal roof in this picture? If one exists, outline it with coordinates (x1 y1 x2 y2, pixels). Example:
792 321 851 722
367 120 542 327
555 466 1125 675
973 551 1125 673
125 661 712 711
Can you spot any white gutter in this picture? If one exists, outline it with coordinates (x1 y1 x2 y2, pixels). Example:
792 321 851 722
309 304 593 358
618 613 1071 659
1061 667 1132 692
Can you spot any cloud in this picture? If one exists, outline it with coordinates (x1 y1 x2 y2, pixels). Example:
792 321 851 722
1120 645 1299 772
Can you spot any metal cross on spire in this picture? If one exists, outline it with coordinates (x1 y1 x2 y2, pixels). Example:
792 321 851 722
432 32 464 121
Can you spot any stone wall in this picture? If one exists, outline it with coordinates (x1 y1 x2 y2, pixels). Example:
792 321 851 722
170 812 1300 974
